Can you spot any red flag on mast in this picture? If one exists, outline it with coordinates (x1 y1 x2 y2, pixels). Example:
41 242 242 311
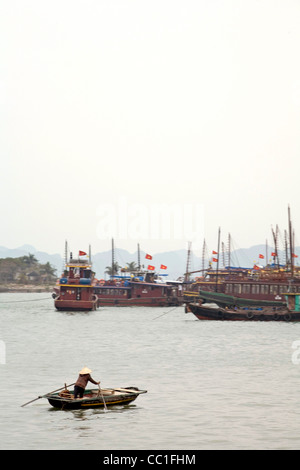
79 251 87 256
147 265 155 271
145 254 152 260
160 264 167 269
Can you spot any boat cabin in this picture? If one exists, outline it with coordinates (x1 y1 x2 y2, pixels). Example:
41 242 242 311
54 255 98 310
94 276 183 306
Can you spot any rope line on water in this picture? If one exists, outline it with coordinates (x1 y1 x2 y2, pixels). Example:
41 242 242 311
0 296 51 303
152 306 179 320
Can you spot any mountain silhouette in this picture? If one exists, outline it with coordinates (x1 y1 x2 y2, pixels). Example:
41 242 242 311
0 244 299 280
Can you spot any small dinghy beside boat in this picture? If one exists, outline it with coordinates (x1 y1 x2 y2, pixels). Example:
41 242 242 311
46 386 147 410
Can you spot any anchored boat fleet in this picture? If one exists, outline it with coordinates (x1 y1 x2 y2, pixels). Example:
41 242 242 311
53 208 300 321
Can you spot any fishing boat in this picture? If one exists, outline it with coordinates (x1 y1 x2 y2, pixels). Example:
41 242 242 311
186 292 300 322
54 243 98 311
46 386 147 410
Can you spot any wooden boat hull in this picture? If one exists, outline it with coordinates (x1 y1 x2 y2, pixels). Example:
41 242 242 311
97 297 183 307
187 303 300 322
54 297 98 311
46 387 147 410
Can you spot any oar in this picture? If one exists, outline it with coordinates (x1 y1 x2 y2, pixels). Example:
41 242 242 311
21 382 76 407
98 384 108 412
113 387 147 394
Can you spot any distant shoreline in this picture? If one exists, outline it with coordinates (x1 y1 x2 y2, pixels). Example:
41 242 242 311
0 284 53 293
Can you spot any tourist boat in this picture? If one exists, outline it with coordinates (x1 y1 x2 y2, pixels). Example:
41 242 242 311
46 386 147 410
184 266 300 306
54 243 98 311
184 208 300 306
94 272 184 307
94 239 184 307
186 292 300 322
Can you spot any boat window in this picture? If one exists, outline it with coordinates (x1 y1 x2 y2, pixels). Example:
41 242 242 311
252 285 259 294
233 284 241 294
261 285 269 294
279 285 287 293
242 284 250 294
225 284 232 293
270 285 278 294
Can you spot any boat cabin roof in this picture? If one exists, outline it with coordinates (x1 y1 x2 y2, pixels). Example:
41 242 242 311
66 263 92 269
130 281 170 287
97 285 130 290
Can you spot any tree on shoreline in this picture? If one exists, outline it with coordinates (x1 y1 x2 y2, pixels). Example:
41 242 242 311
105 262 120 277
21 253 38 266
125 262 137 272
0 255 57 284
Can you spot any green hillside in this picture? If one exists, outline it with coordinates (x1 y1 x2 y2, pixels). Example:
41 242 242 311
0 254 57 286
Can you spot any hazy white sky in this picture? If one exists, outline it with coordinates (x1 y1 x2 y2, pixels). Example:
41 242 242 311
1 0 299 258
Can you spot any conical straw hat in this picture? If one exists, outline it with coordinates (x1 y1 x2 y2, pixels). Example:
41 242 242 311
79 366 92 375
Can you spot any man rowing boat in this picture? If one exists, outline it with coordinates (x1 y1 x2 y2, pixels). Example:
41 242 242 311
74 366 100 399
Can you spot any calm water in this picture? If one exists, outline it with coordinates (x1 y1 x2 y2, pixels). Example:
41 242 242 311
1 292 300 450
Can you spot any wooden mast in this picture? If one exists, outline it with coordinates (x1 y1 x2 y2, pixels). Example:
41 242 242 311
284 229 288 267
137 243 141 270
271 226 279 269
65 240 68 266
185 241 192 282
215 227 221 292
202 239 206 273
62 240 68 275
227 233 231 270
222 242 225 268
288 205 294 277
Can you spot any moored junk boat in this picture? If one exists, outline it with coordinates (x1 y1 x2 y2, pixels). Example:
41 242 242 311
186 292 300 322
54 245 98 311
183 266 300 306
184 207 300 306
46 386 147 410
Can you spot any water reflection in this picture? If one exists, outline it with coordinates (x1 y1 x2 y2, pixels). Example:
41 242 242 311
47 404 138 420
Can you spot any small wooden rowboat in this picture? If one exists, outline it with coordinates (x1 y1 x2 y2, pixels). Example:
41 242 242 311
46 386 147 410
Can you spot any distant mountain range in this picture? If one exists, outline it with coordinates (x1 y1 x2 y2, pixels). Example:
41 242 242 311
1 244 299 280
